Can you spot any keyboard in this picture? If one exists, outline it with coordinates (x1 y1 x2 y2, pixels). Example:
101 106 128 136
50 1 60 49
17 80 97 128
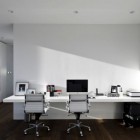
107 93 120 97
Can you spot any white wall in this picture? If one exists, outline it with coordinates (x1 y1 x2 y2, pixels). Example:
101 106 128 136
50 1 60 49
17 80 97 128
13 24 140 119
14 24 140 93
0 42 13 102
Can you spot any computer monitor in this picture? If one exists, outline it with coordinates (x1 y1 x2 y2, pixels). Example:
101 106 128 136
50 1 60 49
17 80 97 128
67 79 88 92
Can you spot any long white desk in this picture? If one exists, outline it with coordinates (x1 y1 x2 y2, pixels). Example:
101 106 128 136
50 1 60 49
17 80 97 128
3 95 69 103
3 95 140 120
3 95 140 103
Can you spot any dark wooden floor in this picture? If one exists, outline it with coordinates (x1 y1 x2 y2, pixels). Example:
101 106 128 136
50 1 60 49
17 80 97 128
1 103 140 140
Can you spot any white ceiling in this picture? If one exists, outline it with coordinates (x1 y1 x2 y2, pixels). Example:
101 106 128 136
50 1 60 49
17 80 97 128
0 0 140 24
0 0 140 45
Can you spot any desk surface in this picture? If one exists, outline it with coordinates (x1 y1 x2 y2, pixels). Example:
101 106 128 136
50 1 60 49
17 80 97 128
3 95 140 103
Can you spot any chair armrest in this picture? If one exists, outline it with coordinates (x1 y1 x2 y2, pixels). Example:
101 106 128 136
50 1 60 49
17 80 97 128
66 101 70 112
44 102 50 113
88 102 91 107
87 102 91 113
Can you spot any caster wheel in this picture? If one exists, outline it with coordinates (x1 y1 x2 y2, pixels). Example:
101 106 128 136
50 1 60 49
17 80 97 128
128 125 134 128
121 121 126 126
48 128 50 131
36 132 39 137
67 130 69 134
24 131 27 135
89 128 91 131
80 131 83 136
42 124 45 126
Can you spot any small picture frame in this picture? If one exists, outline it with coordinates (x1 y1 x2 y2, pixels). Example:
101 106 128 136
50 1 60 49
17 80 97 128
111 86 117 93
15 82 29 95
27 89 36 94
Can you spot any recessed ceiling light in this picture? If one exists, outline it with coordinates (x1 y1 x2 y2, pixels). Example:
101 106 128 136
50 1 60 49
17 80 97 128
73 10 79 14
8 10 14 13
129 10 135 14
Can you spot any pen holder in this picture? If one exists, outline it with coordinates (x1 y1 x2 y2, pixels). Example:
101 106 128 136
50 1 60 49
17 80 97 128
50 92 54 97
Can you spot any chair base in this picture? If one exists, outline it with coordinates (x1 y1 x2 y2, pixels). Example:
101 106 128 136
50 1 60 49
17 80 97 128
24 122 50 136
67 120 91 136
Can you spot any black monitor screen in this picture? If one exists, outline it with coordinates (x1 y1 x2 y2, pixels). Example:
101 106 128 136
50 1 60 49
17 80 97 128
67 79 88 92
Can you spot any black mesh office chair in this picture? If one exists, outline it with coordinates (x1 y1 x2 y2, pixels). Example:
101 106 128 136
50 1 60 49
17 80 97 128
123 102 140 128
66 93 91 136
24 94 50 136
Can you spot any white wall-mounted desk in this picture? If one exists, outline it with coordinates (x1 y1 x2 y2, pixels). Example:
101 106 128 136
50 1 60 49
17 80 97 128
3 95 140 103
3 95 140 120
3 95 69 103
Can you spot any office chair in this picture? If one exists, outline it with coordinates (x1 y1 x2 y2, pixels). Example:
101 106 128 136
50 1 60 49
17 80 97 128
24 94 50 136
123 102 140 128
66 94 91 136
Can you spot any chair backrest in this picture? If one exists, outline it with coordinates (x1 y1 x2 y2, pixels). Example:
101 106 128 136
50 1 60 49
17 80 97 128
24 94 44 113
69 94 89 113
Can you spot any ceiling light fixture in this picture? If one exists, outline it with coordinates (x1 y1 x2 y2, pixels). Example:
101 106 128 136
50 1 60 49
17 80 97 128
129 10 135 14
73 10 79 14
8 10 14 13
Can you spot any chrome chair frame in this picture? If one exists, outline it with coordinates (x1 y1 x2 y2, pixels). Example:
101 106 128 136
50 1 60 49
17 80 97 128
67 94 91 136
24 94 50 136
